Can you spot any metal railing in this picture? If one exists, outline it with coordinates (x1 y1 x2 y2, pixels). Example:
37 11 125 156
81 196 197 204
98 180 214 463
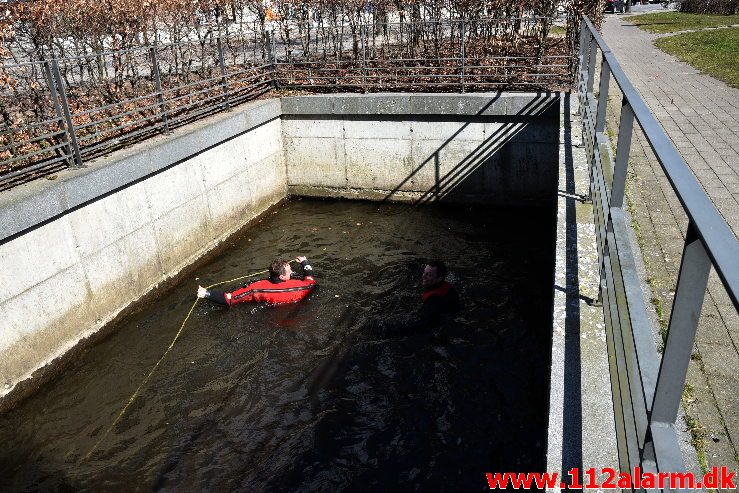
0 16 572 191
273 17 572 91
577 15 739 482
0 29 274 191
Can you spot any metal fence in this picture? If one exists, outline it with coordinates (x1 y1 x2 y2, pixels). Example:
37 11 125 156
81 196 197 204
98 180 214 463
577 15 739 481
273 17 572 92
0 16 571 191
0 28 273 191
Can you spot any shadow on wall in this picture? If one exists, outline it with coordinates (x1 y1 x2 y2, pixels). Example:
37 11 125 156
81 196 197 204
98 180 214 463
380 93 561 205
559 92 584 479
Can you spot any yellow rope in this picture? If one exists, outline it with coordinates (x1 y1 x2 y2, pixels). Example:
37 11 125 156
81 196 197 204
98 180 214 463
82 261 296 461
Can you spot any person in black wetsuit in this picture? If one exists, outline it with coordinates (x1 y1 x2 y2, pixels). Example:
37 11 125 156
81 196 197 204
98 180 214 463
380 260 460 338
417 260 460 328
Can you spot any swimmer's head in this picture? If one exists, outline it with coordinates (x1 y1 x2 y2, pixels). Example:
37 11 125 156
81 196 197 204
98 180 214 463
422 260 447 287
270 259 292 280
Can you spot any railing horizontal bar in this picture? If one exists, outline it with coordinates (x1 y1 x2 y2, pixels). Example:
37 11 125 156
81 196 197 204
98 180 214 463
75 102 163 130
56 45 151 62
0 159 69 188
607 229 650 450
226 81 272 96
601 273 631 472
160 75 225 94
0 142 71 166
610 209 659 407
277 56 571 66
0 131 66 153
226 64 273 77
164 87 226 107
76 112 165 143
164 105 223 127
73 91 161 117
163 94 230 116
278 72 565 81
79 124 165 155
582 16 739 309
603 248 642 470
228 86 271 103
2 118 64 134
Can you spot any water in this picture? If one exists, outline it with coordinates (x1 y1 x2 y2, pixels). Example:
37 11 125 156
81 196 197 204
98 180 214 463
0 198 555 492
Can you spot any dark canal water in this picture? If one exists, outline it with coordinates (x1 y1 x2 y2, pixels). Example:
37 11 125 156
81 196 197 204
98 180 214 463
0 198 555 492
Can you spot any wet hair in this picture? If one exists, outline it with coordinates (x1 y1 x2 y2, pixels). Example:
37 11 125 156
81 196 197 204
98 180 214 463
426 260 448 280
270 259 290 277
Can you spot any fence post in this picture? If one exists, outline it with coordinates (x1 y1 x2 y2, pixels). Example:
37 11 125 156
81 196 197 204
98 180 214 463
611 98 634 208
577 17 588 115
269 27 280 89
586 31 597 95
216 36 231 110
595 57 610 134
460 20 466 93
650 223 710 425
360 23 368 92
148 47 169 133
49 59 84 168
578 17 587 74
43 61 74 167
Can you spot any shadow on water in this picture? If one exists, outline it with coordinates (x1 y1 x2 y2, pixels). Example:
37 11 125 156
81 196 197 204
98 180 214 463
1 200 555 492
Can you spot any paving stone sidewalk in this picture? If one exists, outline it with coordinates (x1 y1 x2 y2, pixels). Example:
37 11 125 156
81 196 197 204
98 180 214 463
600 15 739 477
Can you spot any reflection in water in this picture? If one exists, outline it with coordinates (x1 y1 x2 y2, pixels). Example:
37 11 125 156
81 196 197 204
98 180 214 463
0 198 554 492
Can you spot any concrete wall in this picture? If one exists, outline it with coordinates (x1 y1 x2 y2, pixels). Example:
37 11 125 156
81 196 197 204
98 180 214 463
0 99 285 398
0 92 561 404
282 93 560 205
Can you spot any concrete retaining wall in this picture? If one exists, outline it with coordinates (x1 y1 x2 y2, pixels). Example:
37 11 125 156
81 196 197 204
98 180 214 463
0 92 561 404
0 99 285 398
282 93 560 205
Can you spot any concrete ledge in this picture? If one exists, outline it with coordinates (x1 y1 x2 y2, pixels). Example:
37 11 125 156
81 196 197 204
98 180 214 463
547 95 618 480
280 92 559 117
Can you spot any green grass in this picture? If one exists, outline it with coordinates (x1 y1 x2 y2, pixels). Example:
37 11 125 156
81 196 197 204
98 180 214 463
684 412 711 479
549 25 567 36
656 28 739 88
627 12 739 33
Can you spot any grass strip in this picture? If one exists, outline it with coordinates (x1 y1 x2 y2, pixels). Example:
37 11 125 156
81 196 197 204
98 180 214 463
626 12 739 33
655 27 739 88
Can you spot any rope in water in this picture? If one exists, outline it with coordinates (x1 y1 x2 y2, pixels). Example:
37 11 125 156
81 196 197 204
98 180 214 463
82 262 296 462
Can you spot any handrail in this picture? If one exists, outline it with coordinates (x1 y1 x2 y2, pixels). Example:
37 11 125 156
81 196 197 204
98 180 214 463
582 17 738 308
577 14 739 481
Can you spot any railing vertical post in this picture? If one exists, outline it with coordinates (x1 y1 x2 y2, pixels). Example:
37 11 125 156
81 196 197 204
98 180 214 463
578 17 587 74
43 60 74 167
269 28 279 89
577 17 589 115
586 31 597 95
611 98 634 208
216 36 231 110
595 57 610 134
360 23 368 92
148 46 169 133
460 20 466 93
49 59 83 168
650 223 711 425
